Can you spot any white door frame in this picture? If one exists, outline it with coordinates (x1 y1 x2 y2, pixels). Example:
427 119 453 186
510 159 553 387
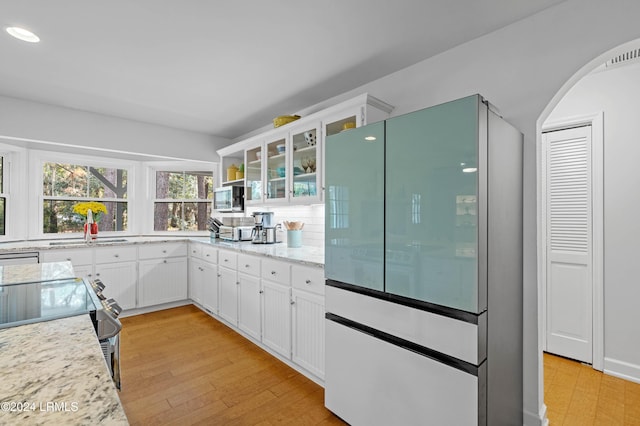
541 112 604 371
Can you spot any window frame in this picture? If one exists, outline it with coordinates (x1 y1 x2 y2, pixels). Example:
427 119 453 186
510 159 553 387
31 150 136 239
147 161 216 235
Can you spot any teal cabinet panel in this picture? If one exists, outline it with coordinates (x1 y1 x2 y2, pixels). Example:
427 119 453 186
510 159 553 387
385 95 480 312
325 122 385 291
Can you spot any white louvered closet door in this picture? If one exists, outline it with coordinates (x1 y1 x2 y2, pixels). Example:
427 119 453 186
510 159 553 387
544 126 593 363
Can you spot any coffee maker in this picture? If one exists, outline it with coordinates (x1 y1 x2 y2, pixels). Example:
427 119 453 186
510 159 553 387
251 211 280 244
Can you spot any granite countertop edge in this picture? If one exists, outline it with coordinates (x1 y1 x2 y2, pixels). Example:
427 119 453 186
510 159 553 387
0 236 325 268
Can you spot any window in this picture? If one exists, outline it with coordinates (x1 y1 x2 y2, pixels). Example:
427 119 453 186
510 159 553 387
42 162 128 234
154 171 213 231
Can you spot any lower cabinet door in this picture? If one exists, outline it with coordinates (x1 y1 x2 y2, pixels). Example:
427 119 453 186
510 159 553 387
261 280 291 358
291 289 325 379
237 273 261 340
189 258 204 305
95 261 137 310
325 319 480 426
218 266 238 325
200 261 218 313
138 257 188 307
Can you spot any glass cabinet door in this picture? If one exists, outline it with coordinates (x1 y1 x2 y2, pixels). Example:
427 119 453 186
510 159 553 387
385 95 481 313
245 145 263 203
291 125 320 201
266 137 287 201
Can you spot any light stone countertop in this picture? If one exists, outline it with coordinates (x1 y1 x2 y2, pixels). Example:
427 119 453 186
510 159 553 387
0 236 325 268
0 261 75 286
191 238 324 268
0 315 128 425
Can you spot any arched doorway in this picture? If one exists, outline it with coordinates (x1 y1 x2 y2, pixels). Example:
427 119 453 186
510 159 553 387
537 37 640 423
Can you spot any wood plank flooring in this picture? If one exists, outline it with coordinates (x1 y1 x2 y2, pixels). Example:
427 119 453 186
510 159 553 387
544 352 640 425
119 305 640 425
118 305 346 425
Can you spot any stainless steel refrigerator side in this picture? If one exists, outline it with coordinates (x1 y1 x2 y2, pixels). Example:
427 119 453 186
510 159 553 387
477 99 488 314
486 110 524 425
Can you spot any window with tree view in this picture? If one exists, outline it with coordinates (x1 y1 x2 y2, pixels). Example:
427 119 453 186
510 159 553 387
42 162 128 234
154 171 213 231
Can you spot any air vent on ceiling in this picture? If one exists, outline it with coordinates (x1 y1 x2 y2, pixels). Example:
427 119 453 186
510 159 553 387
605 49 640 68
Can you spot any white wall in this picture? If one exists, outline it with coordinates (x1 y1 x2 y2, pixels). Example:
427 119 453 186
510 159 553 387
546 62 640 382
0 95 229 161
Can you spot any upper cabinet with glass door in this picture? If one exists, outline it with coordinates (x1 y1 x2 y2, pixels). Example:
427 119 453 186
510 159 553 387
217 93 393 206
290 123 321 203
265 135 288 203
245 144 264 204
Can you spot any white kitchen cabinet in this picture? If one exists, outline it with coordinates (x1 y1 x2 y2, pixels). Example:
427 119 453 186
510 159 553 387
95 246 138 310
189 243 218 313
41 248 93 278
217 93 392 207
237 253 261 340
138 243 188 307
238 273 261 340
261 280 291 358
217 249 239 324
189 257 205 306
292 289 325 380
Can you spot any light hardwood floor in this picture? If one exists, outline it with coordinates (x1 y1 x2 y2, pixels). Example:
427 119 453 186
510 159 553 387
544 352 640 425
118 305 346 425
119 305 640 425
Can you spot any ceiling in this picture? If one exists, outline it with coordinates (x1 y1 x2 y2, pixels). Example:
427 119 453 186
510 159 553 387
0 0 565 140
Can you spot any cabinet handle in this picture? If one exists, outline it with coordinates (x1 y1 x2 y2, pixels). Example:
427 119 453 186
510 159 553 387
87 273 92 277
96 273 100 277
199 267 204 271
224 259 228 262
206 253 210 257
271 271 276 275
162 250 167 253
259 290 264 294
305 279 311 284
290 300 295 305
217 274 221 277
236 281 240 285
245 264 250 268
66 258 72 261
163 260 167 264
114 254 119 258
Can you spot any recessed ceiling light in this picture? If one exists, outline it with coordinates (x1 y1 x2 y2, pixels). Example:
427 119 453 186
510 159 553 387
364 136 377 141
462 167 478 173
6 27 40 43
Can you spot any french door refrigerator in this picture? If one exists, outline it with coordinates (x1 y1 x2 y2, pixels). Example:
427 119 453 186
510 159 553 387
324 94 523 426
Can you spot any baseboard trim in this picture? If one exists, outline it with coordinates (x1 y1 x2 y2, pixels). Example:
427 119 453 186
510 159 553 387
524 403 548 426
604 357 640 384
120 300 191 318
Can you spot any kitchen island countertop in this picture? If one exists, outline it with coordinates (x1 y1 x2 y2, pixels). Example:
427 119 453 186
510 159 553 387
0 314 128 425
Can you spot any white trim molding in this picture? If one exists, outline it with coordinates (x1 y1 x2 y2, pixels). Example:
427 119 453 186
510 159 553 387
604 358 640 385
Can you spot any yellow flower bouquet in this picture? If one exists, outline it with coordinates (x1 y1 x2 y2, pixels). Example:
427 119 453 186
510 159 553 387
73 201 108 222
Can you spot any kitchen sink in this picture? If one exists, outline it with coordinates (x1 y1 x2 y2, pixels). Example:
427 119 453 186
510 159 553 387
49 239 128 246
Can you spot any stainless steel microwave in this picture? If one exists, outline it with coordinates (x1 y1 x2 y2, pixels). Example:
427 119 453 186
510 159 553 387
213 186 244 212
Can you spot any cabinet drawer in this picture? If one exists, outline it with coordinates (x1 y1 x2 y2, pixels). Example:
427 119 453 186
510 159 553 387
262 258 291 285
138 243 187 259
189 243 202 258
201 245 218 264
95 246 137 264
218 250 238 269
41 249 93 266
238 253 261 276
292 265 325 295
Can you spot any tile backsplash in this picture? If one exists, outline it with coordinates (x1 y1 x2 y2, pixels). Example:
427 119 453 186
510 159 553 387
244 204 325 248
